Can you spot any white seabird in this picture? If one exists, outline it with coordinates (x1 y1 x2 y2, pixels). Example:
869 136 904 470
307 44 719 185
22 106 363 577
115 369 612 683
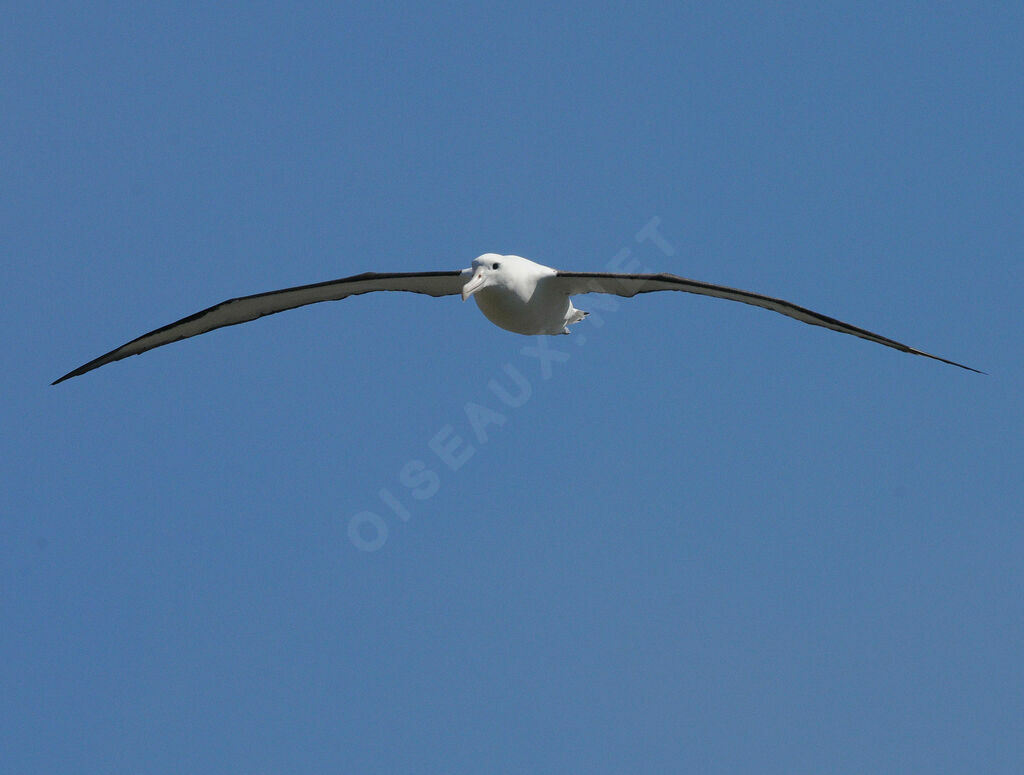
53 252 980 384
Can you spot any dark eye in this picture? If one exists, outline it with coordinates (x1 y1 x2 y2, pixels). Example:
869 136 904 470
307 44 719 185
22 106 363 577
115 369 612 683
492 262 501 269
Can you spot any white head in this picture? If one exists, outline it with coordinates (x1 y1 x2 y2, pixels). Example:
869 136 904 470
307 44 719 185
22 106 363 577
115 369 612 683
461 253 510 301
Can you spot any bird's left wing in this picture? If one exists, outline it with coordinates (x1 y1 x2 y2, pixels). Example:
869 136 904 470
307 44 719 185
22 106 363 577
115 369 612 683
53 271 467 384
553 271 981 373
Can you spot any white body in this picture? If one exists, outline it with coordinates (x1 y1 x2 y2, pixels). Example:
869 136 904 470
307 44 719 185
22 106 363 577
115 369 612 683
462 253 587 335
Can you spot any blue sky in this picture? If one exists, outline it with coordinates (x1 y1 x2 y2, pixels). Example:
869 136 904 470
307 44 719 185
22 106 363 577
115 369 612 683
3 2 1022 772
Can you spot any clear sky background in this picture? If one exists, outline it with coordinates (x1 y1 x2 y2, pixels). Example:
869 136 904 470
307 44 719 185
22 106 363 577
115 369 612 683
3 2 1022 772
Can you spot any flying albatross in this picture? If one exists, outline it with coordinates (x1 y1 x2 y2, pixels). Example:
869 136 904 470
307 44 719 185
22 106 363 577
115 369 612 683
53 253 980 384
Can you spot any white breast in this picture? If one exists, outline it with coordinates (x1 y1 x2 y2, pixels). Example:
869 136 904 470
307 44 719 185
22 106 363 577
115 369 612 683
473 277 573 335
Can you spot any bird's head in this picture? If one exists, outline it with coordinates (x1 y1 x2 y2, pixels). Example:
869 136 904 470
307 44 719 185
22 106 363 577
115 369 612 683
461 254 507 301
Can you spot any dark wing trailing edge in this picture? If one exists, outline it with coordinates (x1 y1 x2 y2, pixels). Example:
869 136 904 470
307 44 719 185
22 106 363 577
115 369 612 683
554 271 982 373
53 271 466 384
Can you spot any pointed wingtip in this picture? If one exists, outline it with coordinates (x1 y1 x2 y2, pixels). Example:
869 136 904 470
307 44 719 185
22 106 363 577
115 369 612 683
51 366 85 385
908 344 983 375
939 357 985 375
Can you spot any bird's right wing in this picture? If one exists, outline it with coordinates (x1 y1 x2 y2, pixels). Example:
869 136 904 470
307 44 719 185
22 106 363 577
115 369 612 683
54 271 467 384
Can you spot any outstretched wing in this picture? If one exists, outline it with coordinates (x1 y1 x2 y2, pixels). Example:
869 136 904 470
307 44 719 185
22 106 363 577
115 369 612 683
54 271 466 384
553 271 980 373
